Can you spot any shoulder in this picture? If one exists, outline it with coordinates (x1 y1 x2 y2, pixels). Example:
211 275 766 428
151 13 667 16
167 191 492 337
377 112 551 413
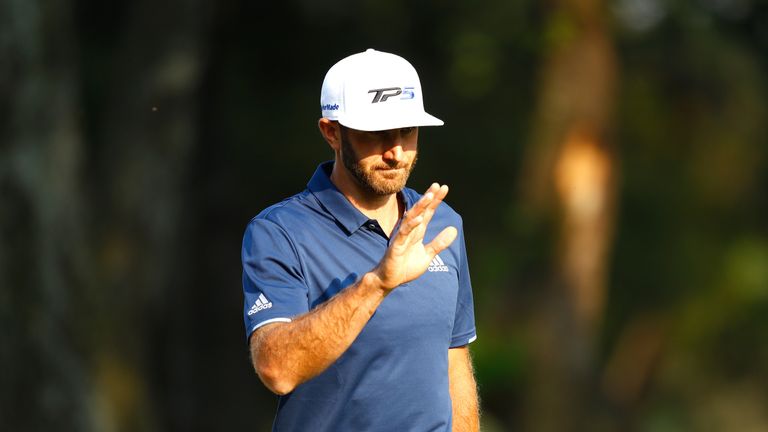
241 191 320 260
242 190 319 241
250 189 318 228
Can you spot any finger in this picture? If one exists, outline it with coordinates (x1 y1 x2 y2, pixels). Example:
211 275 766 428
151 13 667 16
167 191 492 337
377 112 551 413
405 183 441 222
425 226 458 257
427 185 449 211
407 184 438 219
396 183 442 241
422 184 449 226
396 213 424 237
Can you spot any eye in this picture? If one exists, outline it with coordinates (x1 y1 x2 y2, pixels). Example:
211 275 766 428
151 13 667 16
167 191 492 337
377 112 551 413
400 127 416 135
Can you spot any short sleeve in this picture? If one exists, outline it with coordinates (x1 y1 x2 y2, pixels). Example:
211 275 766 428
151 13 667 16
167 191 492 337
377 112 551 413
242 217 309 342
450 223 477 347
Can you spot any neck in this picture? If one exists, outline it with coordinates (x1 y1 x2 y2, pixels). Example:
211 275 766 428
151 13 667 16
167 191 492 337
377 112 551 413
330 161 403 235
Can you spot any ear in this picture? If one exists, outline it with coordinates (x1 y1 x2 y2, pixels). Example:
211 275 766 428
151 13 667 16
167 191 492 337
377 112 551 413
318 118 341 151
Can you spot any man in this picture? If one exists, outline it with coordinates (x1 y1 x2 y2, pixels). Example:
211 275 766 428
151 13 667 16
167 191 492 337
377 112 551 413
241 48 479 431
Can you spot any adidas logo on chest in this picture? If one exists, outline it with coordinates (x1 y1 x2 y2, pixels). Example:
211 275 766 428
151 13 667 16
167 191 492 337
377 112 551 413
427 254 450 272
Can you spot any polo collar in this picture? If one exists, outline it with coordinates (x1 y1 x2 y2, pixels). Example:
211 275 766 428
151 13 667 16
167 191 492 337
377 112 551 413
307 161 415 235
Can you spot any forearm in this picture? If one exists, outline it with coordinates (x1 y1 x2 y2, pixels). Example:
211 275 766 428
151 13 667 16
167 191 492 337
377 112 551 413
449 347 480 432
250 271 387 394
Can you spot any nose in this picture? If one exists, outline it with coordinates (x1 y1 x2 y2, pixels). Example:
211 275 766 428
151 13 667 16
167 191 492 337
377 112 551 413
382 131 404 162
383 142 403 162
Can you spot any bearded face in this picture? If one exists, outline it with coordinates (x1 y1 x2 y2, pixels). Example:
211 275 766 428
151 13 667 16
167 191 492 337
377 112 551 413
339 125 418 196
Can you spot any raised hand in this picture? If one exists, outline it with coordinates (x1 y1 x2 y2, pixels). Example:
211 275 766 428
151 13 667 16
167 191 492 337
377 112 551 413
372 183 458 291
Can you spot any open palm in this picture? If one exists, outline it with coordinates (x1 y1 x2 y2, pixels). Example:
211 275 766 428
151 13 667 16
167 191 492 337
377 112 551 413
373 183 458 291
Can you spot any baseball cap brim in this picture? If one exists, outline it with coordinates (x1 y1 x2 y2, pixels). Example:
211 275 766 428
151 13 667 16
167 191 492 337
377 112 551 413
337 111 444 132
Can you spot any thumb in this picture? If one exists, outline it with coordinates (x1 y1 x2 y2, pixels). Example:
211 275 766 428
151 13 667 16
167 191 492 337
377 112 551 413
425 226 458 257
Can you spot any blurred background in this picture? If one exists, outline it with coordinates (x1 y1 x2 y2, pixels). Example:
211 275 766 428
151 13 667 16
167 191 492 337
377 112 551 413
2 0 767 431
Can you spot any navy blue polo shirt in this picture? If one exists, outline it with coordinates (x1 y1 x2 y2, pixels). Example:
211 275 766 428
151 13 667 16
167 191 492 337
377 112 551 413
241 161 476 432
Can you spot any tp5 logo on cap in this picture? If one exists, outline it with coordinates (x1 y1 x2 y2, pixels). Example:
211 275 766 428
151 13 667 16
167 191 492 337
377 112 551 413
368 87 416 103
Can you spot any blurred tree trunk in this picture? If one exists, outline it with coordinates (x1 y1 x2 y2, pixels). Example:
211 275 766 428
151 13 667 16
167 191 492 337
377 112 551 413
0 1 209 430
1 0 92 429
519 0 618 430
88 1 210 430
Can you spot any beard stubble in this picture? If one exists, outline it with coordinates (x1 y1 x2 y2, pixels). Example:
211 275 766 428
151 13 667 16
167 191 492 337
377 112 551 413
340 127 418 196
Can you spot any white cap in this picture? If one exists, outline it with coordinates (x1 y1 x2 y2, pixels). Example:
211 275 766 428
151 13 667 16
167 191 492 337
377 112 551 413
320 49 444 131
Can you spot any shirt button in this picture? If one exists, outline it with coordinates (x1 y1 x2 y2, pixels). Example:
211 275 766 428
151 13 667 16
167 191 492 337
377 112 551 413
368 223 376 229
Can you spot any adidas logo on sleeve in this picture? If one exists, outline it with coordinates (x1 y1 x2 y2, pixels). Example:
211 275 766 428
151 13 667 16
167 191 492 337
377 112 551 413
247 293 273 315
427 254 449 272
